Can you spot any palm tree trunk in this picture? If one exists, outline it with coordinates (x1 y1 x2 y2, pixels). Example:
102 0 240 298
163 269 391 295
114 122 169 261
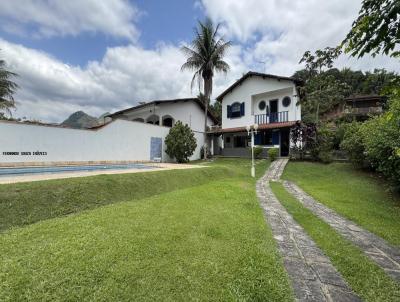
203 76 212 160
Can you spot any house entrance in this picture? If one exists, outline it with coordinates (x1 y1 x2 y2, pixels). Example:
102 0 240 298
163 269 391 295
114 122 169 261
280 128 290 157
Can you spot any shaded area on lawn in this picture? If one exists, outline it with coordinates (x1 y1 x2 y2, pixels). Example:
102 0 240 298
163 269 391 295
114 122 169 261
0 159 294 301
282 162 400 247
270 182 400 301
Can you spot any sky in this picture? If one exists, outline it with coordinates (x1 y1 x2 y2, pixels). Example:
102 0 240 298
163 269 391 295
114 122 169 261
0 0 399 123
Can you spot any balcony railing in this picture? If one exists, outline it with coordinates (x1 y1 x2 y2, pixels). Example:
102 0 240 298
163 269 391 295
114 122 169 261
254 111 289 124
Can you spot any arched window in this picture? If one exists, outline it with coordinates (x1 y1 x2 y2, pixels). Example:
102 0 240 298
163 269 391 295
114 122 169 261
162 115 174 127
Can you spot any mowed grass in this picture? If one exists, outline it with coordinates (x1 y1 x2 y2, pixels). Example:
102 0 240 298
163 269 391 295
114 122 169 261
282 162 400 247
270 182 400 302
0 159 294 301
0 161 247 232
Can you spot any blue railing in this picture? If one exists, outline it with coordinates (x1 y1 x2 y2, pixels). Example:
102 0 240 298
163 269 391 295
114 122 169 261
254 111 289 124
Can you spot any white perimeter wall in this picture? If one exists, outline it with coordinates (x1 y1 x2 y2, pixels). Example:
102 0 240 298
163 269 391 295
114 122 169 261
0 119 206 164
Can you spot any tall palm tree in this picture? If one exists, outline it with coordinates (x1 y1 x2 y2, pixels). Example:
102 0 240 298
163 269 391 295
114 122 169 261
0 54 18 115
181 18 231 159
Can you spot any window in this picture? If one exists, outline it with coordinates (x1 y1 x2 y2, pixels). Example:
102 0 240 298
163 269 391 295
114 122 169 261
225 136 231 144
258 100 266 110
231 102 241 118
233 135 247 148
282 96 291 107
255 131 272 145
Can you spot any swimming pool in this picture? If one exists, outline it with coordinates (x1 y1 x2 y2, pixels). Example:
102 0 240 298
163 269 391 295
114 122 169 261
0 163 159 177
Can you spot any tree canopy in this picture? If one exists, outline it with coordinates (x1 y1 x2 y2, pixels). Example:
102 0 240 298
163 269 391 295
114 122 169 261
293 67 400 123
165 121 197 163
342 0 400 58
181 18 230 158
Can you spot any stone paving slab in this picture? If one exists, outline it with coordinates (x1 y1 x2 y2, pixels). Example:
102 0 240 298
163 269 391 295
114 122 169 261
283 180 400 283
256 159 360 301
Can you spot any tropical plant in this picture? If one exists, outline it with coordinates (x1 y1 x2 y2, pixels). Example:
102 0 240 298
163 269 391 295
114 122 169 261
290 121 317 160
0 54 18 115
360 97 400 187
342 0 400 58
268 148 279 162
298 47 350 123
252 146 263 159
165 121 197 163
197 92 222 125
340 122 367 167
181 18 231 158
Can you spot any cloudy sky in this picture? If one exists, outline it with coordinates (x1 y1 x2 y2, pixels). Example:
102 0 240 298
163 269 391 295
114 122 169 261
0 0 399 123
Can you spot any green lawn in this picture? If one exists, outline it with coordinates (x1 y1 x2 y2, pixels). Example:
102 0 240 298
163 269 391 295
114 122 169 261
270 182 400 302
282 162 400 247
0 161 245 232
0 159 294 301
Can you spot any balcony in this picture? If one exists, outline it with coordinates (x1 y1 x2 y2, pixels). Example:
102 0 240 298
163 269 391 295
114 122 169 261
254 111 289 124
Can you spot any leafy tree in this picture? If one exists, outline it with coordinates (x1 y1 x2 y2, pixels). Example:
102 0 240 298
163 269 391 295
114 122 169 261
181 18 231 158
209 101 221 125
293 67 400 122
0 54 18 115
165 121 197 163
298 47 350 123
360 97 400 187
343 0 400 58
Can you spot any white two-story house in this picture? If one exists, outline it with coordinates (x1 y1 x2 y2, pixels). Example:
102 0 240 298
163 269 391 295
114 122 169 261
210 72 302 157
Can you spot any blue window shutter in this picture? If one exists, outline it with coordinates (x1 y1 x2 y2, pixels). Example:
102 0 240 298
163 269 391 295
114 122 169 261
227 105 231 118
255 133 261 145
272 131 279 145
240 102 245 116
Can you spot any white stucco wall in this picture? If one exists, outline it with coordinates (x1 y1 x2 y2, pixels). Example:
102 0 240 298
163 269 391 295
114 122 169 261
221 76 301 129
0 119 206 164
115 101 214 132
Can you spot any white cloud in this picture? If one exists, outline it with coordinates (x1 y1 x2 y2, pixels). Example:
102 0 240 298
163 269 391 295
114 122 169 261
0 0 140 41
1 0 400 123
201 0 400 75
0 39 247 123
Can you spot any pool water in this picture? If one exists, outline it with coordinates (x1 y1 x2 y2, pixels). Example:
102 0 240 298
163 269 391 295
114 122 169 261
0 163 159 177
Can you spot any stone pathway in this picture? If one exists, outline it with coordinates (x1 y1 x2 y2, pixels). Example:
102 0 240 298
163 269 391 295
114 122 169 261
264 158 289 181
283 181 400 283
256 159 360 301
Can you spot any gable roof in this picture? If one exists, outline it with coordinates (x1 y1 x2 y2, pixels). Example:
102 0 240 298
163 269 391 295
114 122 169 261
107 98 218 124
216 71 302 102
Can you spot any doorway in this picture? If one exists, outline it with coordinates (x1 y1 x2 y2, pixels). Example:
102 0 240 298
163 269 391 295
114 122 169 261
280 128 290 157
269 99 278 123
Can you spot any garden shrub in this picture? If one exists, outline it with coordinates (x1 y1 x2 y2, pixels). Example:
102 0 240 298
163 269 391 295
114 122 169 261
268 148 279 161
314 124 335 163
290 122 318 160
253 146 263 159
165 121 197 163
200 145 211 159
360 97 400 187
340 122 367 167
340 95 400 188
